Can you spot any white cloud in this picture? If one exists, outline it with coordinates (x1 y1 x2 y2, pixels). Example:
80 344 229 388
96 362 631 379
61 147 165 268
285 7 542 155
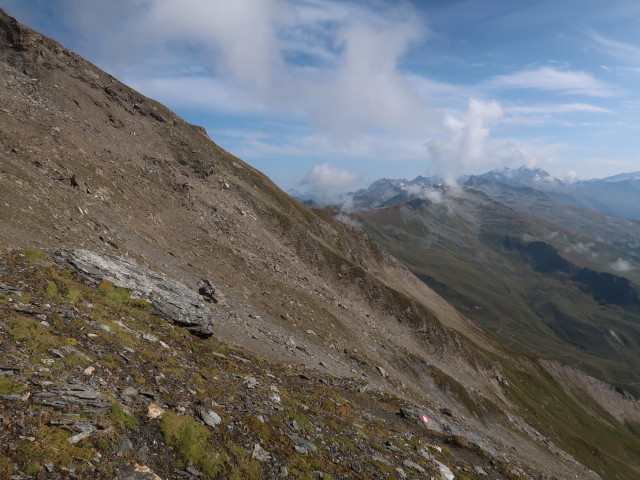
424 99 551 182
488 67 615 97
61 0 431 145
504 103 611 115
406 185 445 204
611 258 633 272
565 242 594 254
128 76 268 115
564 170 579 183
590 32 640 65
301 163 361 203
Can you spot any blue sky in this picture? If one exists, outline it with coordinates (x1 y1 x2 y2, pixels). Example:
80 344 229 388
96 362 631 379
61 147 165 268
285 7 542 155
3 0 640 194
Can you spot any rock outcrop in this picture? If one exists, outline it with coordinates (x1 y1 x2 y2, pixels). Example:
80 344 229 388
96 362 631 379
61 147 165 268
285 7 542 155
53 249 217 337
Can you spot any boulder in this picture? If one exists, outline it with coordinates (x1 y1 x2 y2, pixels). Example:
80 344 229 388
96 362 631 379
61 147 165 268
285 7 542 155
52 249 217 338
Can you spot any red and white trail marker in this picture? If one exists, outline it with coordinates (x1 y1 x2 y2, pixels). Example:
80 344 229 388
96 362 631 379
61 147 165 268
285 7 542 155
419 415 431 423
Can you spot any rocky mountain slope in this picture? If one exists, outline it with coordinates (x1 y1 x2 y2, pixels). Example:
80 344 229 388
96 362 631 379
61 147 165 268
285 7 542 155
1 8 639 480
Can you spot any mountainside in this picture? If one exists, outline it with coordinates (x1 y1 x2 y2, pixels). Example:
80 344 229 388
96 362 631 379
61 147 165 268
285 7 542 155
465 176 640 260
352 186 640 395
1 8 639 480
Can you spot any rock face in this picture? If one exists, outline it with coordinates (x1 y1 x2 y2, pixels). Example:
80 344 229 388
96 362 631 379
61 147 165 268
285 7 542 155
53 249 217 337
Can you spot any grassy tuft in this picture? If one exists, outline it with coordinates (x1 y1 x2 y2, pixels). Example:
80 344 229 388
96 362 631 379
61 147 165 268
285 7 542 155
159 411 223 477
0 453 12 480
8 316 76 353
46 280 58 297
0 377 26 395
14 426 94 473
17 248 46 261
107 403 139 430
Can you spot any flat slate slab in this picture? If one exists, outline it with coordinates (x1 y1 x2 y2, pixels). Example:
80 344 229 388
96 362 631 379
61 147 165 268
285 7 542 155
53 249 216 338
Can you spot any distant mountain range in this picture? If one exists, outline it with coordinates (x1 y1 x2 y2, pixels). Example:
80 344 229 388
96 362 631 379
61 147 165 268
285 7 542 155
472 166 640 221
295 166 640 221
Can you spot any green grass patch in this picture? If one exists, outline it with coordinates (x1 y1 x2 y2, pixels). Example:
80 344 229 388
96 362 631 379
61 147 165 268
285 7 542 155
159 411 224 477
17 248 46 261
288 411 311 431
13 425 94 474
226 441 263 480
65 286 83 303
107 402 139 430
46 280 58 297
8 316 76 353
0 377 26 395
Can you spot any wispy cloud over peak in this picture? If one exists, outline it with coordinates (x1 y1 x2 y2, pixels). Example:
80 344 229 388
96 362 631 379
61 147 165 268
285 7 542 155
302 163 361 203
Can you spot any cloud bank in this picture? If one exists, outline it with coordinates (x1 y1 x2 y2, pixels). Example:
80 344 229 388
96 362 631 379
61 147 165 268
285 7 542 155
10 0 625 190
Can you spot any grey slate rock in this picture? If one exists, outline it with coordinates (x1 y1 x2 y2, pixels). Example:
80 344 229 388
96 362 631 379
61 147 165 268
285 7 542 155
288 433 317 454
402 460 425 473
32 382 112 413
199 407 222 427
52 248 217 338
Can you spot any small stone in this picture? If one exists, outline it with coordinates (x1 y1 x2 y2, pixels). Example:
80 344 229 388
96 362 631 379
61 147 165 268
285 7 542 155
288 434 316 454
147 404 165 419
251 443 271 462
130 464 162 480
44 463 54 473
350 461 362 474
377 366 388 378
279 466 289 477
230 354 250 363
187 465 203 476
122 387 138 397
199 408 222 427
67 427 95 444
474 465 488 476
244 377 258 389
402 460 425 473
84 366 95 376
269 393 281 403
395 467 407 479
117 436 134 456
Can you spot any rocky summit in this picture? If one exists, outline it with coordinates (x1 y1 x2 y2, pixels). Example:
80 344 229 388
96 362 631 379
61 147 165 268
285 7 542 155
0 8 639 480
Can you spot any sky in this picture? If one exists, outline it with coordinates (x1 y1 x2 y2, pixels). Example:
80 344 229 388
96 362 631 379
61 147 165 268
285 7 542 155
3 0 640 194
